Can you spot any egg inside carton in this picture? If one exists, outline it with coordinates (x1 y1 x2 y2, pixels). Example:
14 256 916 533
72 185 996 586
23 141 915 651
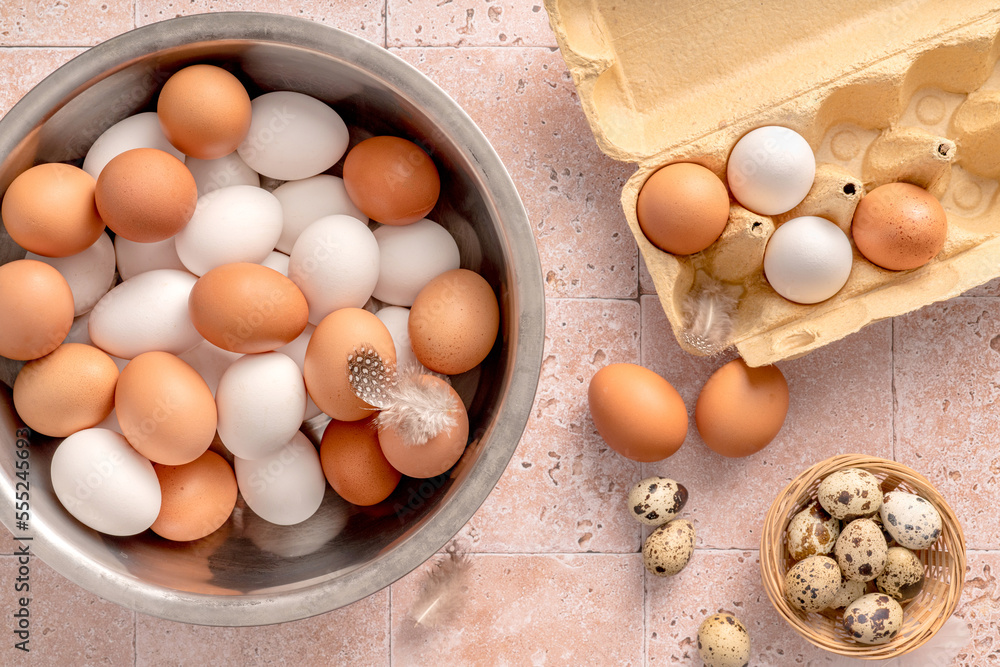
546 1 1000 366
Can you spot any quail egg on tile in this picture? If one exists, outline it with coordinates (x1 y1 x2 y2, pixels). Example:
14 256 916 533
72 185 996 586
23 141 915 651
642 519 694 577
880 491 943 550
835 518 888 582
817 468 882 521
843 593 904 645
784 555 841 612
876 546 925 603
627 476 688 526
786 501 840 560
827 576 867 610
697 612 751 667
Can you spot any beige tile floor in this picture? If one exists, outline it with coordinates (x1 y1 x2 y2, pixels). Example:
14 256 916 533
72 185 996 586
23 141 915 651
2 2 1000 665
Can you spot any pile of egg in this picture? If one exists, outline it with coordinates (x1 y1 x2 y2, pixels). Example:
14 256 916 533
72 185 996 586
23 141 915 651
0 64 500 540
636 126 948 305
782 468 943 645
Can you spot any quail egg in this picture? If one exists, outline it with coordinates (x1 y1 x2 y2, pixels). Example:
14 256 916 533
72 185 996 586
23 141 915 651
786 501 840 560
870 510 897 548
642 518 694 577
784 555 841 612
876 546 925 602
627 476 688 526
697 612 751 667
827 576 867 610
880 491 942 550
835 518 888 582
843 593 903 645
817 468 882 521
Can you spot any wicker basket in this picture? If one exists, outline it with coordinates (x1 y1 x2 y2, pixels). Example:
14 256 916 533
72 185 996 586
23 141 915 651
760 454 966 659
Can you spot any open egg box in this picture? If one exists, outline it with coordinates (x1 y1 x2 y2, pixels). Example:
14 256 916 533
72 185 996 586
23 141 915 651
545 0 1000 366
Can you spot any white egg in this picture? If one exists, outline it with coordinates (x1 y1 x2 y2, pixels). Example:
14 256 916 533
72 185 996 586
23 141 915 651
260 250 290 277
288 215 380 325
82 112 184 179
272 175 368 253
177 339 243 396
175 185 283 276
373 218 461 307
237 91 349 181
235 431 326 526
50 428 161 536
185 151 260 196
88 269 202 358
216 352 307 460
274 324 323 420
27 232 116 316
375 306 426 372
763 216 853 304
114 235 187 280
727 126 816 215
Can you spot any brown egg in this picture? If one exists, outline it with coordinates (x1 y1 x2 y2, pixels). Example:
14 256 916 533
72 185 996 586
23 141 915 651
378 375 469 478
304 308 396 421
636 162 730 255
95 147 198 243
116 351 218 465
409 268 500 375
587 363 687 462
157 65 253 160
1 163 105 257
343 136 441 225
13 343 119 437
320 416 401 505
851 182 947 271
189 262 309 353
0 259 74 361
695 358 788 457
151 450 238 542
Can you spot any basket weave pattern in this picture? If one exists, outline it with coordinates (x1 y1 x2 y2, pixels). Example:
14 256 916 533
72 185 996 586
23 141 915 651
760 454 966 659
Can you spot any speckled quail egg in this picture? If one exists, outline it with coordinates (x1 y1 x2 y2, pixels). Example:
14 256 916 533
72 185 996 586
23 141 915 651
880 491 942 550
876 546 925 602
835 518 888 582
786 501 840 560
817 468 882 521
827 576 867 610
642 519 694 577
870 511 897 549
843 593 904 645
627 476 688 526
697 612 751 667
784 555 841 612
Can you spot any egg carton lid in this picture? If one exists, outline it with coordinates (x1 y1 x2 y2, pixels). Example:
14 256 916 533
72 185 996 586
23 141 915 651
544 1 997 164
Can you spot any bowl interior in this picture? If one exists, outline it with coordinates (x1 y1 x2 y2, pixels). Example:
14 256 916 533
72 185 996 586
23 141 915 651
0 14 543 625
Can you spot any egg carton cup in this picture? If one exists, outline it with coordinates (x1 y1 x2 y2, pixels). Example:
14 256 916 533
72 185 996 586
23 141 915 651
760 454 966 659
545 1 1000 366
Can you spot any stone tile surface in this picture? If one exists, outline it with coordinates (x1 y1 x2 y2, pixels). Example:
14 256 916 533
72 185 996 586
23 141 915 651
640 295 894 549
0 555 135 666
390 554 644 666
952 552 1000 666
0 48 84 118
387 0 556 47
134 589 389 666
455 298 642 553
0 1 134 46
135 0 385 44
894 298 1000 549
395 47 638 300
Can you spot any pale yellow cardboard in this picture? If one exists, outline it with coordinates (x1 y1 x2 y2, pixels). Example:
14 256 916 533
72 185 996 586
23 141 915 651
545 1 1000 365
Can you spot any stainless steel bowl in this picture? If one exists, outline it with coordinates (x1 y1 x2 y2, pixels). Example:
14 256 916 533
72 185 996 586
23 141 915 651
0 12 543 626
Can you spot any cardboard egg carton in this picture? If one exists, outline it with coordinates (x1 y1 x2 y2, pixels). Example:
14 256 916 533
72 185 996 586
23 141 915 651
544 1 1000 366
